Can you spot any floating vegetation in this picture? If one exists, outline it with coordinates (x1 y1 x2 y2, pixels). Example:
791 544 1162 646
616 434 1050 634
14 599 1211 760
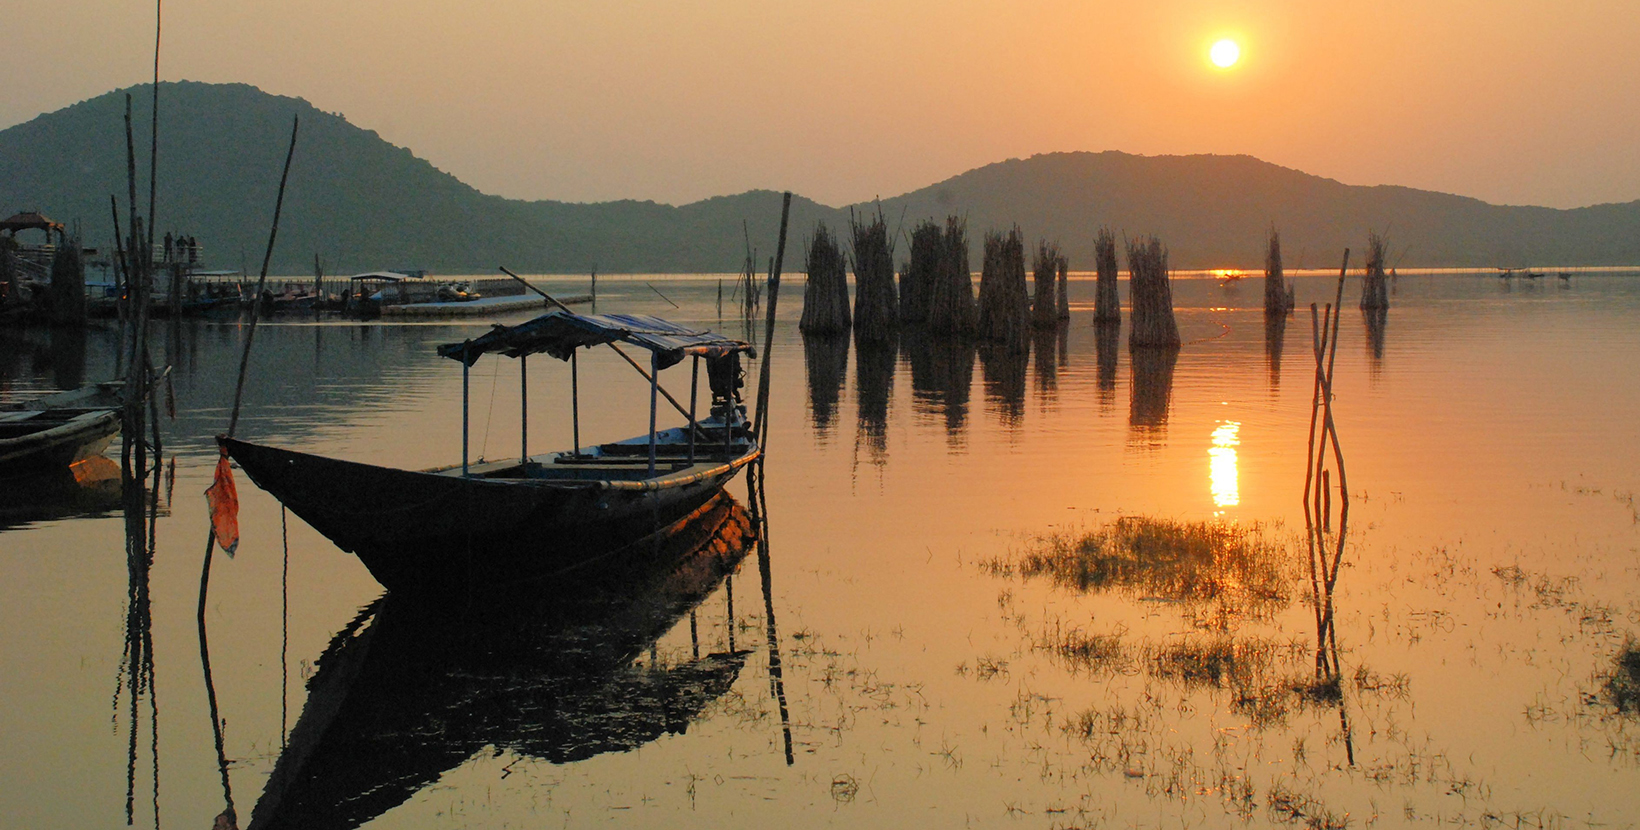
1607 640 1640 715
992 516 1295 628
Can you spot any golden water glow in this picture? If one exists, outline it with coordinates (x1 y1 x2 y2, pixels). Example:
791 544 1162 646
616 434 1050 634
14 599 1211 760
1209 421 1241 508
1210 39 1240 69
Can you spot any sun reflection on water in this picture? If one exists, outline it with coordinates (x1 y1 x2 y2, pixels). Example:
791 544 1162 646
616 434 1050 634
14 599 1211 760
1209 421 1241 509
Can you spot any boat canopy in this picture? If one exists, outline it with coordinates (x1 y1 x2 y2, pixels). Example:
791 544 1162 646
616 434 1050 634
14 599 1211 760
437 310 755 370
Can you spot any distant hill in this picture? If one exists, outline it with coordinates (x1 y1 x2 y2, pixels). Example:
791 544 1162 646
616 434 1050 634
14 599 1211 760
2 81 1637 273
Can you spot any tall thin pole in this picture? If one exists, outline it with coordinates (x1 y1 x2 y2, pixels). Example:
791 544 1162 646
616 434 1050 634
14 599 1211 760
225 115 300 438
519 354 528 464
147 0 161 264
571 350 581 455
647 351 659 478
687 354 699 465
753 192 793 447
462 343 470 477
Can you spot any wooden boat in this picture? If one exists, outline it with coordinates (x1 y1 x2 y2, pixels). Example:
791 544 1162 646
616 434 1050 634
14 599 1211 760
244 493 754 830
222 310 761 594
0 382 122 476
0 455 123 530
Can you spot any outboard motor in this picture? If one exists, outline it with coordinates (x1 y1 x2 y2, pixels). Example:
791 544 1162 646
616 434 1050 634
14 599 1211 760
706 352 746 428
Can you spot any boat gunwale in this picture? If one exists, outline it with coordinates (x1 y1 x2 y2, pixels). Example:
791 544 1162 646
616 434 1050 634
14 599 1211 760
0 410 122 463
220 434 760 495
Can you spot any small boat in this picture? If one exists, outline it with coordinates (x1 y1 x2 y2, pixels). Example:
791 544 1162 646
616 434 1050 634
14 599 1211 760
0 383 123 476
0 455 123 530
222 310 761 594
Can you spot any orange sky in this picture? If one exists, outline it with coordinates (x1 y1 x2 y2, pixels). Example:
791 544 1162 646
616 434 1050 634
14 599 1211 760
10 1 1639 208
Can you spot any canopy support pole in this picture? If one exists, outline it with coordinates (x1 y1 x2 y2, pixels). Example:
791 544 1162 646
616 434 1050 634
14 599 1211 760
520 354 528 464
571 350 581 456
687 355 699 465
461 342 470 477
497 266 694 421
648 351 660 478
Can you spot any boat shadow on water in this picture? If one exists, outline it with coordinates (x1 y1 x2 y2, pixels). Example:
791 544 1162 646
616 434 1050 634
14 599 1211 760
247 491 758 830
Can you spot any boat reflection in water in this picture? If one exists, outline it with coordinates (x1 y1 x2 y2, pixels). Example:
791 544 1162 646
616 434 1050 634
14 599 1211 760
248 492 757 830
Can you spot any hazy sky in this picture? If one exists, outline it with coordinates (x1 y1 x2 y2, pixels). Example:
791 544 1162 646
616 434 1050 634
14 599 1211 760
10 1 1639 209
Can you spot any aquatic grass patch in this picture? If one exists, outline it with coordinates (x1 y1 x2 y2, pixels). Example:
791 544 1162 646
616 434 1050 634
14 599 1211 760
1607 640 1640 715
991 516 1296 627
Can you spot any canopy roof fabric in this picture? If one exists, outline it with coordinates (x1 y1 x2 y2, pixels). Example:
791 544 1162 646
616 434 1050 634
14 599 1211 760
0 212 63 234
437 310 755 370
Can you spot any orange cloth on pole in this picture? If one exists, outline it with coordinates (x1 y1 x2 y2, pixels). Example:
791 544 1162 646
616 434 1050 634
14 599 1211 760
206 446 240 556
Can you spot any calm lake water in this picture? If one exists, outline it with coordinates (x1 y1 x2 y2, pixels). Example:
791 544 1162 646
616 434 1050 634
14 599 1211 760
3 272 1639 829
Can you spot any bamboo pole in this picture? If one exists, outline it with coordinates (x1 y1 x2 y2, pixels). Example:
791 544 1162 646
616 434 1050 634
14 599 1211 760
226 115 300 438
754 192 793 446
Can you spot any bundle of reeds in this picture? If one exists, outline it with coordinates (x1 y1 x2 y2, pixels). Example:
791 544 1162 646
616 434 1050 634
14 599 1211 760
850 209 897 342
1360 232 1389 309
927 216 975 336
1126 235 1180 348
1093 227 1121 323
1263 226 1294 317
977 227 1029 349
1031 239 1062 329
900 220 942 325
1057 255 1070 320
799 222 850 335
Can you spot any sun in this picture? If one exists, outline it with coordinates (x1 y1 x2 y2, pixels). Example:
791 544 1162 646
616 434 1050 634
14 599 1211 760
1209 39 1240 69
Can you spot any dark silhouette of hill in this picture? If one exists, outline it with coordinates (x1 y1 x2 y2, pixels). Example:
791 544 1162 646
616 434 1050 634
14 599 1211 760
2 82 1636 273
878 152 1640 269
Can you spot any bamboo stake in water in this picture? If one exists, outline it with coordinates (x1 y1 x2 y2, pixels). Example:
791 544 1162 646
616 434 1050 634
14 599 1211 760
753 192 793 446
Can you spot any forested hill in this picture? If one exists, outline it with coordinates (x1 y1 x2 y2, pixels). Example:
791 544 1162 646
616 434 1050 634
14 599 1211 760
3 82 1636 273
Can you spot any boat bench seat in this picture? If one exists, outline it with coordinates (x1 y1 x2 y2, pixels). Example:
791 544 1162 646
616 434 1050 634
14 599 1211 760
552 452 731 466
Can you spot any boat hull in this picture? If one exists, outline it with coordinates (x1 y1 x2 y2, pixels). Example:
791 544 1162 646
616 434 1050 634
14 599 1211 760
0 400 121 476
220 436 755 594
